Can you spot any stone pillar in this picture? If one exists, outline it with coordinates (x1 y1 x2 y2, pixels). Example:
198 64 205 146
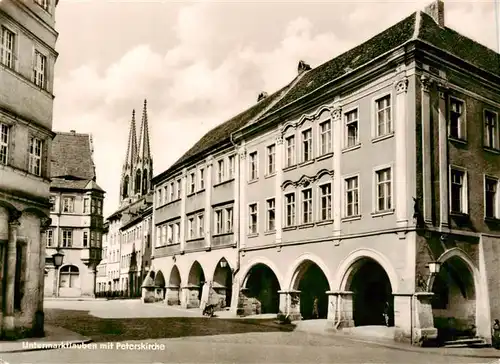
395 77 409 228
180 168 187 251
34 217 52 337
393 293 413 343
166 286 181 305
4 210 21 338
238 147 247 249
333 291 354 328
412 292 438 346
332 106 342 242
278 290 301 321
275 136 283 245
326 291 337 321
420 75 433 225
204 157 213 249
437 83 449 229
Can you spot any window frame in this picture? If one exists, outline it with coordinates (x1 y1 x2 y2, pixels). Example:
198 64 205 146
344 107 360 149
266 144 276 175
284 192 296 227
32 49 47 89
373 164 394 214
301 187 313 225
449 165 468 215
28 136 43 176
373 93 393 139
318 182 332 221
284 134 296 168
0 122 10 165
248 151 259 181
266 198 276 232
301 128 313 163
484 175 500 220
0 25 16 70
448 96 467 141
61 229 73 248
484 109 499 151
343 174 360 219
62 196 75 213
248 202 259 235
319 119 332 156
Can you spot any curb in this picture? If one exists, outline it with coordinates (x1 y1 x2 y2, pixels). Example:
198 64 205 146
0 338 93 354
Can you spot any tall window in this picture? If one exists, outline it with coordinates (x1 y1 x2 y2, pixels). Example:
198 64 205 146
302 189 312 224
225 207 233 233
249 151 258 180
345 109 359 148
485 177 498 219
197 214 204 237
29 137 43 176
285 135 295 167
33 50 46 88
320 183 332 221
170 182 175 201
320 120 332 155
285 193 296 227
157 189 162 206
62 229 73 247
199 168 205 190
62 197 74 213
46 229 53 247
345 176 359 217
376 168 392 212
175 222 180 242
375 95 392 137
267 144 276 175
0 123 9 165
267 198 275 231
449 98 465 140
249 203 258 234
190 172 195 194
83 231 88 247
450 169 467 213
302 129 312 162
0 27 15 68
217 159 225 183
215 210 223 234
188 218 194 239
176 179 181 199
49 195 55 212
484 110 498 150
228 156 235 179
161 225 167 245
83 197 90 214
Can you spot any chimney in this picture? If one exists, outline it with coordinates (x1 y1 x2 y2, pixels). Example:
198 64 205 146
424 0 445 27
297 60 311 75
70 130 76 134
257 92 268 102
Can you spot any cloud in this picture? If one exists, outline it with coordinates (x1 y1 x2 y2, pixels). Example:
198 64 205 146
52 0 497 217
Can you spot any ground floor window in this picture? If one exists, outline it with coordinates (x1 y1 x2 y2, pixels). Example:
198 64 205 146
59 265 80 288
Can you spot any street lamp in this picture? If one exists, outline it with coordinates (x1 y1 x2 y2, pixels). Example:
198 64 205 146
52 249 64 298
427 261 441 275
220 260 227 268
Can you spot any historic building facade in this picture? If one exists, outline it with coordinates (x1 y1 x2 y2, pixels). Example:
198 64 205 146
44 131 105 298
0 0 59 338
96 100 154 296
146 1 500 346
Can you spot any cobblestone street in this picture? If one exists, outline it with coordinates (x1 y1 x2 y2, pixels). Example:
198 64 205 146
1 300 498 364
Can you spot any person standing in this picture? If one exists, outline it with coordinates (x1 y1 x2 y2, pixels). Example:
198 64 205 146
312 297 319 319
492 319 500 349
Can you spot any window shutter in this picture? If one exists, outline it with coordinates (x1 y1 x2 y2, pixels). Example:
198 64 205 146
26 134 32 173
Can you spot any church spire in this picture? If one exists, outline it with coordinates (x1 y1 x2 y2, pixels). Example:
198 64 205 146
137 99 151 162
124 109 138 170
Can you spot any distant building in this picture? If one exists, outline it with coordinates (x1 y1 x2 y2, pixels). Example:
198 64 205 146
45 131 105 298
146 0 500 347
0 0 59 338
96 100 154 297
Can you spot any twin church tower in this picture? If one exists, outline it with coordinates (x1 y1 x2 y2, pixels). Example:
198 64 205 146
119 99 153 207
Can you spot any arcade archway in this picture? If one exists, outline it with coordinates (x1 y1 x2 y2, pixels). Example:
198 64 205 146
154 270 166 302
187 261 205 308
243 263 280 314
167 265 181 305
431 255 477 341
345 258 393 327
212 258 232 308
291 260 330 320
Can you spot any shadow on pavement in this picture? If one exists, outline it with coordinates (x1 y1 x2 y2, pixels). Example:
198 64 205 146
45 309 296 342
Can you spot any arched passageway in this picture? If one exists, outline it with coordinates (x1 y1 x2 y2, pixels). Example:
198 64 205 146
167 265 181 305
292 261 329 320
187 261 205 308
431 256 476 341
212 258 232 309
243 264 280 314
346 258 393 327
154 270 166 302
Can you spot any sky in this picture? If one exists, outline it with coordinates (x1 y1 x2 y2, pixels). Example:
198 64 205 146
51 0 498 218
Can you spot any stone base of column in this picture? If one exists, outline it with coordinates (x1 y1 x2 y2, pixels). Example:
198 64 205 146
2 316 15 339
278 290 301 321
165 287 181 306
411 292 438 346
32 310 44 337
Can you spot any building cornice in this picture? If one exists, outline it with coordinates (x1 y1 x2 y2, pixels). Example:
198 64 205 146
0 105 56 138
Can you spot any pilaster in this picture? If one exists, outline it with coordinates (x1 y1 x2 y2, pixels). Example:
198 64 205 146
395 77 409 228
204 157 213 249
438 82 449 229
275 136 283 244
238 147 247 249
412 292 438 346
233 151 240 247
332 106 342 241
180 168 187 251
420 75 433 225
